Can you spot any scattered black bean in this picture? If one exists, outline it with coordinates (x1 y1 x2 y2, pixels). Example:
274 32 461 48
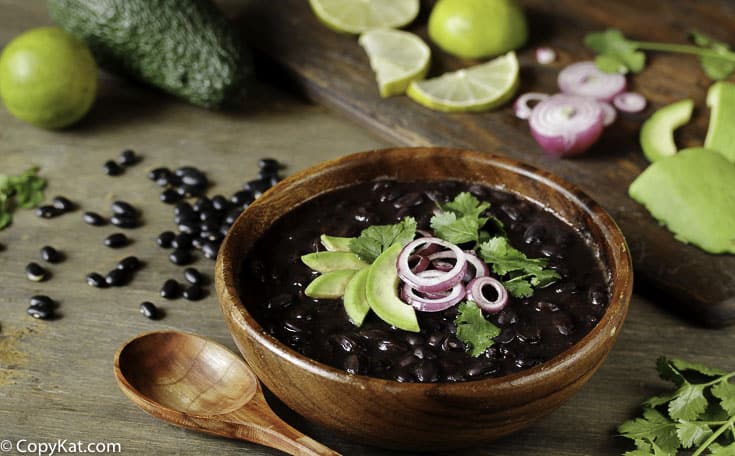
85 272 108 288
35 205 63 219
117 256 141 272
169 249 193 266
139 301 160 320
28 295 55 319
40 245 63 263
230 190 254 207
83 211 106 226
30 295 54 309
160 279 181 299
148 167 171 182
118 149 138 166
171 233 192 250
52 195 76 212
103 160 124 176
258 158 281 172
104 232 130 248
180 168 207 188
110 214 139 229
160 188 181 204
111 200 137 217
183 267 204 285
105 268 130 287
176 184 205 198
25 262 47 281
156 231 175 248
210 195 230 212
244 178 271 197
201 241 219 260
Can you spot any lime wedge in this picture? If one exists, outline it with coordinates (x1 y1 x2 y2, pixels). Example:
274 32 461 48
309 0 419 34
359 29 430 97
407 52 520 112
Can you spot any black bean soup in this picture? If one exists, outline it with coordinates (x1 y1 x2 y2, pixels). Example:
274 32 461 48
239 180 611 383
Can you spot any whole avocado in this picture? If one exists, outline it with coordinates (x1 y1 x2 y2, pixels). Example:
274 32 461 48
48 0 252 109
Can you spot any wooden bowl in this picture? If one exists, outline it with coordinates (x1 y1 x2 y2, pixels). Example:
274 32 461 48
215 147 633 451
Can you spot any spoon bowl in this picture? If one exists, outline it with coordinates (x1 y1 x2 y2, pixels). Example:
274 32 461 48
114 330 339 456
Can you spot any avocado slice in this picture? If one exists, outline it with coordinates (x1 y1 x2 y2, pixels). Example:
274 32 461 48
301 251 368 273
305 270 358 299
640 99 694 163
343 267 370 326
365 243 420 333
48 0 252 109
629 147 735 254
704 81 735 163
320 234 354 252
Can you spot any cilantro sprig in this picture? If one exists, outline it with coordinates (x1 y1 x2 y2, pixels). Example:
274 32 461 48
454 301 501 357
0 167 46 230
430 192 503 246
349 216 416 263
618 357 735 455
585 28 735 80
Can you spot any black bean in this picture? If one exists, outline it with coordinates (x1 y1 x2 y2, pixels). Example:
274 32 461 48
160 279 181 299
534 300 559 312
177 220 199 235
589 286 608 306
160 188 181 204
523 224 546 245
111 200 137 217
199 220 219 235
118 149 138 166
171 233 192 250
182 284 205 301
25 262 47 281
210 195 230 212
83 211 106 226
180 169 207 188
169 249 193 266
224 208 243 225
117 256 141 272
413 360 440 382
393 192 424 208
201 241 219 260
30 295 55 309
104 232 129 248
35 205 62 218
139 301 160 320
191 237 204 249
174 166 200 177
258 158 280 172
552 313 575 336
244 178 271 197
52 195 75 212
183 267 204 285
148 167 171 182
230 190 254 207
27 305 53 320
342 354 360 374
105 269 130 287
85 272 108 288
176 183 205 198
192 196 212 213
198 209 219 223
156 231 175 248
110 214 139 229
40 245 63 263
103 160 124 176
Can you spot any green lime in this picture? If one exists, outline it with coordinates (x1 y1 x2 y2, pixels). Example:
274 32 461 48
358 29 430 97
309 0 419 34
428 0 528 59
0 27 97 129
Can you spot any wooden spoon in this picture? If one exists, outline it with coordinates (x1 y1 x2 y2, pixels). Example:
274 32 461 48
114 329 340 455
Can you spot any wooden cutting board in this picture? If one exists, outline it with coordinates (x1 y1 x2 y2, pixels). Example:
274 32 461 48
235 0 735 326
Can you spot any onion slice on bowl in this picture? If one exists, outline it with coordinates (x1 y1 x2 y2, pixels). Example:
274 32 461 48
558 61 626 102
613 91 647 113
599 101 617 126
466 277 508 313
529 94 605 157
514 92 549 120
401 271 466 312
397 237 467 293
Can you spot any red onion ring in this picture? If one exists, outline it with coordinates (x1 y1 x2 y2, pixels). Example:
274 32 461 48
401 274 466 312
464 250 490 278
558 61 627 102
408 254 429 273
513 92 549 120
613 91 647 113
397 237 467 293
599 101 617 126
536 47 556 64
466 277 508 313
529 94 605 157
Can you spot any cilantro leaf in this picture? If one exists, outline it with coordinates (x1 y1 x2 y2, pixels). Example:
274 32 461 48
454 301 500 357
691 30 735 80
349 217 416 263
0 167 46 231
676 421 713 448
712 380 735 415
502 275 535 298
478 237 560 297
585 29 646 74
670 357 729 378
669 383 708 421
618 407 680 454
708 442 735 456
442 192 490 219
430 192 502 246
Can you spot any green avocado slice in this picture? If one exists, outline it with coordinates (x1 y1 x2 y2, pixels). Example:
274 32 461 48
301 251 368 273
320 234 354 252
343 267 370 326
704 81 735 163
629 147 735 254
365 243 420 332
305 269 358 299
640 99 694 163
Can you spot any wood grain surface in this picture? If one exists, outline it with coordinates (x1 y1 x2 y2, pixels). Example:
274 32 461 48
1 1 734 456
236 0 735 326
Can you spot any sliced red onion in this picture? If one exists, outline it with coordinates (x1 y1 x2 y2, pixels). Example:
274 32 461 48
464 250 490 278
599 101 617 126
514 92 549 120
529 94 605 157
536 47 556 64
558 61 627 102
466 277 508 313
613 91 647 113
397 237 467 293
401 279 466 312
408 254 430 273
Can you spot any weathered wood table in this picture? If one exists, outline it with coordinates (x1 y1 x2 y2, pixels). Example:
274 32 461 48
1 1 733 455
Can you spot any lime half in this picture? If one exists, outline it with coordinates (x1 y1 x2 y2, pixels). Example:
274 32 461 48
309 0 420 34
359 29 430 97
407 52 519 112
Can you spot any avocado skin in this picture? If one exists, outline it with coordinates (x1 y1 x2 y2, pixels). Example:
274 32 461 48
48 0 252 109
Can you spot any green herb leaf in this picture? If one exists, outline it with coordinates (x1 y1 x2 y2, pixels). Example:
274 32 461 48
349 216 416 264
691 30 735 80
454 301 500 357
712 380 735 415
618 407 680 454
0 167 46 231
677 421 713 448
670 358 729 378
585 29 646 74
669 383 708 421
501 275 534 298
430 192 502 245
478 237 560 297
708 442 735 455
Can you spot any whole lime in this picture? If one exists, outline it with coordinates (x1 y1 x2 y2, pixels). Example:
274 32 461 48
428 0 528 60
0 27 97 129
